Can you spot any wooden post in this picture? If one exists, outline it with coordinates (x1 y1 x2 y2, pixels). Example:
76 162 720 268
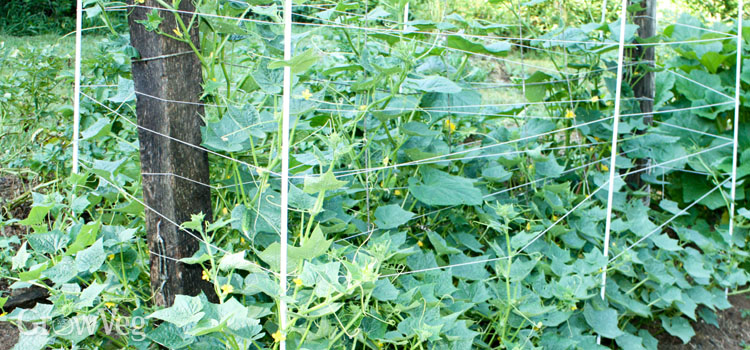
127 0 214 306
627 0 656 199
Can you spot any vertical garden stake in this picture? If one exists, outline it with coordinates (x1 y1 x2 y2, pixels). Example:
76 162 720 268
729 1 744 239
72 0 83 174
127 0 213 306
600 0 630 318
280 0 293 347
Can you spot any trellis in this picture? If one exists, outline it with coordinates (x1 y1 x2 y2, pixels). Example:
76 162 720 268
69 0 746 347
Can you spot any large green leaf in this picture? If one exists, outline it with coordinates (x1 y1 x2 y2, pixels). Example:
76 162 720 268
303 171 347 194
404 76 462 94
583 299 624 338
374 204 414 229
445 35 511 56
147 294 205 328
408 167 482 206
660 316 694 343
202 105 262 153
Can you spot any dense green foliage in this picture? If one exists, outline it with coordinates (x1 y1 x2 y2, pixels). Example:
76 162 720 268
0 0 76 35
1 1 750 349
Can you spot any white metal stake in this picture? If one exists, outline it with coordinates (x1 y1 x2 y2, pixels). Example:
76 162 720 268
729 0 744 241
600 0 629 303
403 2 410 32
280 0 292 347
727 0 744 297
72 0 83 174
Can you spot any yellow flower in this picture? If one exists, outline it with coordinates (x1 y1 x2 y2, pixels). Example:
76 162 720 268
221 284 233 295
293 278 303 286
571 305 578 311
135 0 145 3
377 342 384 348
565 109 576 119
104 302 116 308
272 330 286 342
0 312 6 317
591 95 600 103
241 237 246 244
526 222 531 231
302 89 312 100
211 77 217 82
601 165 609 172
417 241 424 248
394 189 402 196
359 105 367 111
173 27 182 37
202 270 210 281
444 119 456 132
108 254 115 260
552 215 559 221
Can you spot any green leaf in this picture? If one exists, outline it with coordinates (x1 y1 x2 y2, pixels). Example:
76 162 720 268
374 205 415 229
135 9 163 32
65 221 100 254
12 329 50 350
700 52 729 74
660 316 694 344
583 300 624 338
482 165 512 182
426 230 461 256
148 295 205 328
146 323 196 349
219 251 264 272
303 171 347 194
75 238 106 273
201 105 262 153
404 76 462 94
290 226 332 261
80 117 112 140
524 71 554 102
19 203 53 226
268 49 319 74
536 155 565 178
401 122 439 137
11 242 30 270
372 279 399 301
650 234 682 251
43 256 78 285
108 77 135 103
76 280 107 308
27 231 69 254
445 35 511 56
615 332 646 350
408 167 482 206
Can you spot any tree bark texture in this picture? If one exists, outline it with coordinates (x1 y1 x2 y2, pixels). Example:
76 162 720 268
627 0 656 198
127 0 214 306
